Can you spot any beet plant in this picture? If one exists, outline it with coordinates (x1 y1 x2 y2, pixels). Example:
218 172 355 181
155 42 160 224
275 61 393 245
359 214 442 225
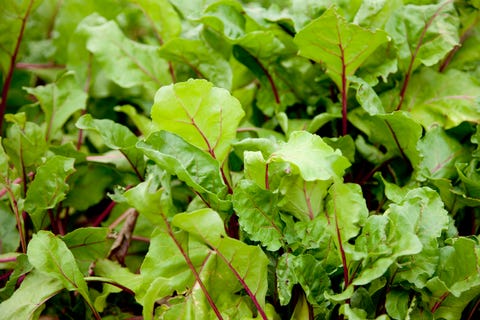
0 0 479 319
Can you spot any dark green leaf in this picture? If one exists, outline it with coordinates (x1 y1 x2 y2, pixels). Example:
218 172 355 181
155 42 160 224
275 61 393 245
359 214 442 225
24 156 75 230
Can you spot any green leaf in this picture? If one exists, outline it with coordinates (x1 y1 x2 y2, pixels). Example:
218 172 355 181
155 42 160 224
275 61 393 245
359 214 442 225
385 289 410 320
233 179 286 251
0 0 43 74
76 114 145 179
123 174 165 225
151 79 245 163
352 187 449 286
23 71 87 141
278 175 332 221
326 181 369 244
53 0 125 63
134 0 181 42
404 68 480 130
80 15 170 94
137 130 229 211
232 34 298 115
27 231 91 303
269 131 351 181
0 270 63 319
63 162 120 211
61 227 113 274
114 105 159 137
350 76 385 115
3 119 48 176
417 126 470 180
172 208 269 316
159 38 232 89
24 156 75 230
0 202 20 254
294 6 388 89
426 237 480 319
385 2 459 71
349 110 422 166
92 259 142 311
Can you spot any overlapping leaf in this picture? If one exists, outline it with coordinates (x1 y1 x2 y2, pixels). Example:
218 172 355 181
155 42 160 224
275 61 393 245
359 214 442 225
24 156 75 230
294 6 388 89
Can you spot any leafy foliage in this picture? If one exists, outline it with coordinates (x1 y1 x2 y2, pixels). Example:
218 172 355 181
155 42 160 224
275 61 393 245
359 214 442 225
1 0 480 319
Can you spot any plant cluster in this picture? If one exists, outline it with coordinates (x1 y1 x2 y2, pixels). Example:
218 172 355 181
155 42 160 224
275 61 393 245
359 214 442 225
0 0 479 319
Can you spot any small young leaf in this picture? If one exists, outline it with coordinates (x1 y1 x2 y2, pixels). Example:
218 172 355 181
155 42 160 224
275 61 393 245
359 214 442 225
269 131 350 181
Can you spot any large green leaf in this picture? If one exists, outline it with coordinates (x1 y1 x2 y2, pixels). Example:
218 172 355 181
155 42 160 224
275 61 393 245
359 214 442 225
294 6 388 89
24 156 75 230
24 72 87 141
0 270 63 319
404 68 480 130
138 209 269 320
27 231 91 304
151 79 245 163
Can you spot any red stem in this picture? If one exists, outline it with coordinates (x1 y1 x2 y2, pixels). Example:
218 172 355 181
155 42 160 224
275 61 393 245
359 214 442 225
0 0 35 132
431 291 449 313
439 12 479 73
162 215 224 319
15 62 65 69
396 0 453 111
0 256 17 263
92 201 116 227
213 246 268 319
